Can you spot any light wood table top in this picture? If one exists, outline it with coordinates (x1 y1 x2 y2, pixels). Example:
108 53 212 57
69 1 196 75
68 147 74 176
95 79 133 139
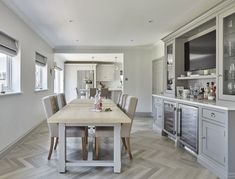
48 99 131 124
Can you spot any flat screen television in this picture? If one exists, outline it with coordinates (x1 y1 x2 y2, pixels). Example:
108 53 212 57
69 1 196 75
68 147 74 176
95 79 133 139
184 30 216 71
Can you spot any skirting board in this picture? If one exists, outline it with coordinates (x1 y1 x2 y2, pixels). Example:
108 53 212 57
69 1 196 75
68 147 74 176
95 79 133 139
135 112 152 117
0 120 46 159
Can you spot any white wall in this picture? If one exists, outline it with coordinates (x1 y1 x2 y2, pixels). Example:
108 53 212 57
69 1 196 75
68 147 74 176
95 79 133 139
0 2 53 152
152 41 165 60
55 47 153 113
151 41 165 95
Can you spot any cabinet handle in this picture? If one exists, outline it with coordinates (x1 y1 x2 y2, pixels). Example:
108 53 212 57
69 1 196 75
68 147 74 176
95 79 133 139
210 113 216 118
158 115 162 118
202 136 206 139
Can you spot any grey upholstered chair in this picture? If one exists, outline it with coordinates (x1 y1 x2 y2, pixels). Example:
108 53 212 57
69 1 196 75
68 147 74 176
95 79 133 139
42 95 87 160
90 88 97 98
117 93 128 109
95 96 138 160
57 93 67 109
100 88 109 99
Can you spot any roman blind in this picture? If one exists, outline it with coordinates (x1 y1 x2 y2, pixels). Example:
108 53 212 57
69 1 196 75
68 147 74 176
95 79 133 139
35 52 47 66
0 31 18 57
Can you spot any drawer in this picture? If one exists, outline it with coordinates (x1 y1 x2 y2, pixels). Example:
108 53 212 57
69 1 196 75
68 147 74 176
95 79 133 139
202 108 226 124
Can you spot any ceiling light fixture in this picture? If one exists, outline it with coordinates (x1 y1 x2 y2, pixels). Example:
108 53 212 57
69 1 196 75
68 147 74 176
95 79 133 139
76 40 79 42
148 19 154 23
68 20 74 23
130 40 134 42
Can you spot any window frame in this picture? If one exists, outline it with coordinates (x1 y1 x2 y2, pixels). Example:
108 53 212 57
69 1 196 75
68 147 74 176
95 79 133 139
0 53 13 92
35 63 48 91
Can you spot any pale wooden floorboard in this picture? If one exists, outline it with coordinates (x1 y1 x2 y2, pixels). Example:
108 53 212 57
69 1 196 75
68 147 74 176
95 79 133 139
0 117 218 179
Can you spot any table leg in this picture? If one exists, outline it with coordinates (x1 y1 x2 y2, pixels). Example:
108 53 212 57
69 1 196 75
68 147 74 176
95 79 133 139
59 123 66 173
113 124 121 173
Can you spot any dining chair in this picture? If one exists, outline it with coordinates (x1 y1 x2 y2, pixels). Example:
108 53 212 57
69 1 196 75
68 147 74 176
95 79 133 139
57 93 67 109
100 88 109 99
117 93 128 110
90 88 97 98
95 96 138 160
42 95 87 160
116 91 122 105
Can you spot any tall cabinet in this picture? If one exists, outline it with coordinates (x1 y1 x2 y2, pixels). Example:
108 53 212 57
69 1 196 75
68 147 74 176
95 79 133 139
165 41 175 96
218 6 235 101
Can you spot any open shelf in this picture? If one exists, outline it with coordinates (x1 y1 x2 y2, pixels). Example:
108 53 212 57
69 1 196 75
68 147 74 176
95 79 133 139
177 75 217 80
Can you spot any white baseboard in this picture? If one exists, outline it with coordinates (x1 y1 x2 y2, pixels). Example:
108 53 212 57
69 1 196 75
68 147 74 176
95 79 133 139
0 120 46 159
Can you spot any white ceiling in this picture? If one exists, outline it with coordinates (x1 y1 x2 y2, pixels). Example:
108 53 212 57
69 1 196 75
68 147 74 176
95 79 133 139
3 0 223 48
55 53 124 62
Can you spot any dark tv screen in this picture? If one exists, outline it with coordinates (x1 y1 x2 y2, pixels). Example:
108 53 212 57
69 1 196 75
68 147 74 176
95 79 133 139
185 30 216 71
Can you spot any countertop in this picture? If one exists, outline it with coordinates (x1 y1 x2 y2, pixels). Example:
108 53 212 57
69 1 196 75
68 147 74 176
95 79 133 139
152 94 235 111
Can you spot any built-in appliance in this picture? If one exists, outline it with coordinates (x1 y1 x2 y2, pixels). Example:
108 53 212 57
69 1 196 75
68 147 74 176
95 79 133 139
163 101 177 137
177 104 198 153
184 30 216 71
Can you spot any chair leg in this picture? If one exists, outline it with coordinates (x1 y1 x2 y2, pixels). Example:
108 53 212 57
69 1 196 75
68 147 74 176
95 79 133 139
95 137 99 160
126 137 133 160
48 137 54 160
54 137 59 150
85 128 88 144
122 137 127 150
82 137 87 160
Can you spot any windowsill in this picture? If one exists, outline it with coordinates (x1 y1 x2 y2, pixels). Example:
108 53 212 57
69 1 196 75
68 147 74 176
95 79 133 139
0 91 23 97
34 88 49 92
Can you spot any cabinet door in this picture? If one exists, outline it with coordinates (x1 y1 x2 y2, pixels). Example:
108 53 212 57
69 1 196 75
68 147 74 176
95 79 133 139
96 65 114 81
164 41 175 96
152 97 163 131
218 8 235 101
202 121 226 166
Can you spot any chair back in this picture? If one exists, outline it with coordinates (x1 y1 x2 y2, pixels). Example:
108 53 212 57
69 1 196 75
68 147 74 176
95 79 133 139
90 88 97 98
118 94 128 109
121 96 138 137
100 88 109 98
116 91 122 104
42 95 59 137
57 93 67 109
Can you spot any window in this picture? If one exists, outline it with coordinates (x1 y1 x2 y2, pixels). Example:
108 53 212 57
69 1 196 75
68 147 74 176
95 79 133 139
54 68 63 93
35 52 47 90
0 53 12 92
0 31 19 94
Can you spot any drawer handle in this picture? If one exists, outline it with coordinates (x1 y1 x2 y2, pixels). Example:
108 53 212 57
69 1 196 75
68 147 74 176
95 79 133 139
158 115 162 118
202 136 206 139
210 113 216 118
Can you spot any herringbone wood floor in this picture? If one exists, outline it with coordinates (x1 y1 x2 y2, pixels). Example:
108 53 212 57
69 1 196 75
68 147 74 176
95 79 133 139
0 117 218 179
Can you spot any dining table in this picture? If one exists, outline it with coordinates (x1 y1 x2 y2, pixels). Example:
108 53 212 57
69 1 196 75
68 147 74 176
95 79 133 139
48 98 131 173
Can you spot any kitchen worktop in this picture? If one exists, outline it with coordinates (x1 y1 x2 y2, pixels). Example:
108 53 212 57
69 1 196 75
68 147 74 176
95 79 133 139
153 94 235 111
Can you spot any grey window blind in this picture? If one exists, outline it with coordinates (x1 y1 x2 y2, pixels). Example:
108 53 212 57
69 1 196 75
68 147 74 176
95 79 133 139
35 52 47 66
0 31 18 57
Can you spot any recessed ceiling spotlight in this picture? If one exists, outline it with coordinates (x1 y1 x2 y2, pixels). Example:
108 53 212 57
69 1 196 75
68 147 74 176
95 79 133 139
68 20 74 23
148 19 154 23
76 40 79 42
130 40 134 42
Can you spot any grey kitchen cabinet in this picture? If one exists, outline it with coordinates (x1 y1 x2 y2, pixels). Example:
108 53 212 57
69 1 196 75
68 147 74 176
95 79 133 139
218 6 235 101
152 96 163 132
164 41 175 96
202 120 226 166
96 64 114 81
